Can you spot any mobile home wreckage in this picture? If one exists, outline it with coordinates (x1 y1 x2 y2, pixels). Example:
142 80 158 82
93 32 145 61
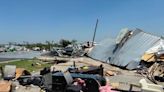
89 28 164 70
0 28 164 92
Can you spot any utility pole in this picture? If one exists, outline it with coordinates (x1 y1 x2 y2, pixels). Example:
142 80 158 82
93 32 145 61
92 19 99 46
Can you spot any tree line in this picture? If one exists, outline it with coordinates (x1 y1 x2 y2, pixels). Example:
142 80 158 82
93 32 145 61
16 39 77 50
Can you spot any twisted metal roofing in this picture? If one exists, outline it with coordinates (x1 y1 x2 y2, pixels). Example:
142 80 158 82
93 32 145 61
89 29 161 69
109 30 160 69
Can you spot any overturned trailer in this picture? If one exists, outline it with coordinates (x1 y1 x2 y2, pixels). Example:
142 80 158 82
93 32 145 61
89 28 164 70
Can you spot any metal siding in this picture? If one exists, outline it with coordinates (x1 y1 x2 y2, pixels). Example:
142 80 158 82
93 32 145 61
88 29 161 69
109 31 160 69
88 38 115 62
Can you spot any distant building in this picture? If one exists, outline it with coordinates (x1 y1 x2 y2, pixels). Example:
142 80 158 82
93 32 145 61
32 47 41 51
0 47 5 52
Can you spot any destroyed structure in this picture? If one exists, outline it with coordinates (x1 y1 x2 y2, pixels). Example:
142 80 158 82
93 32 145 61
89 28 164 70
0 28 164 92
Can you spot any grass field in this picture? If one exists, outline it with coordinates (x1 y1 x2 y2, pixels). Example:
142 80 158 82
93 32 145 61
0 59 52 72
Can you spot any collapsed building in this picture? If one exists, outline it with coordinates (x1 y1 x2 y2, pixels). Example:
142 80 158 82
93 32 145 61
89 28 164 70
0 28 164 92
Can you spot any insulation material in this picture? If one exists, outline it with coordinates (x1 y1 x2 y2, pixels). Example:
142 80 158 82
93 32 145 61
141 53 164 62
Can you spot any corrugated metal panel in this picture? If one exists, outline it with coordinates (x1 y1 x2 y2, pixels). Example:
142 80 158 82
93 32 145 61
109 30 160 69
115 28 129 44
89 29 161 69
88 38 115 62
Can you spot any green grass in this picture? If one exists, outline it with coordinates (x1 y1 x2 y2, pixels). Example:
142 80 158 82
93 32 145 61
0 59 52 72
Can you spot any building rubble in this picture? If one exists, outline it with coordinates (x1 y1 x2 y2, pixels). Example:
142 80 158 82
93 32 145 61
0 28 164 92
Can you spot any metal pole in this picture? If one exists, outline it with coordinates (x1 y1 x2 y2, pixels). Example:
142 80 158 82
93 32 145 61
92 19 99 46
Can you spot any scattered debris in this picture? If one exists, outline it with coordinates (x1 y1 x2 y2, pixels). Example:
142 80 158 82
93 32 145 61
14 84 41 92
105 70 116 76
1 29 164 92
69 64 104 76
139 78 163 92
147 62 164 84
15 68 31 79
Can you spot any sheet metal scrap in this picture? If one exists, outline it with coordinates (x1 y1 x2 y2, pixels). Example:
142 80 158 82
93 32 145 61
88 38 115 62
3 65 16 80
142 39 164 62
109 29 160 69
89 28 162 69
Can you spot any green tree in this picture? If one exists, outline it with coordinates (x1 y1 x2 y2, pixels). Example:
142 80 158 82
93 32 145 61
59 39 72 47
71 39 77 44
